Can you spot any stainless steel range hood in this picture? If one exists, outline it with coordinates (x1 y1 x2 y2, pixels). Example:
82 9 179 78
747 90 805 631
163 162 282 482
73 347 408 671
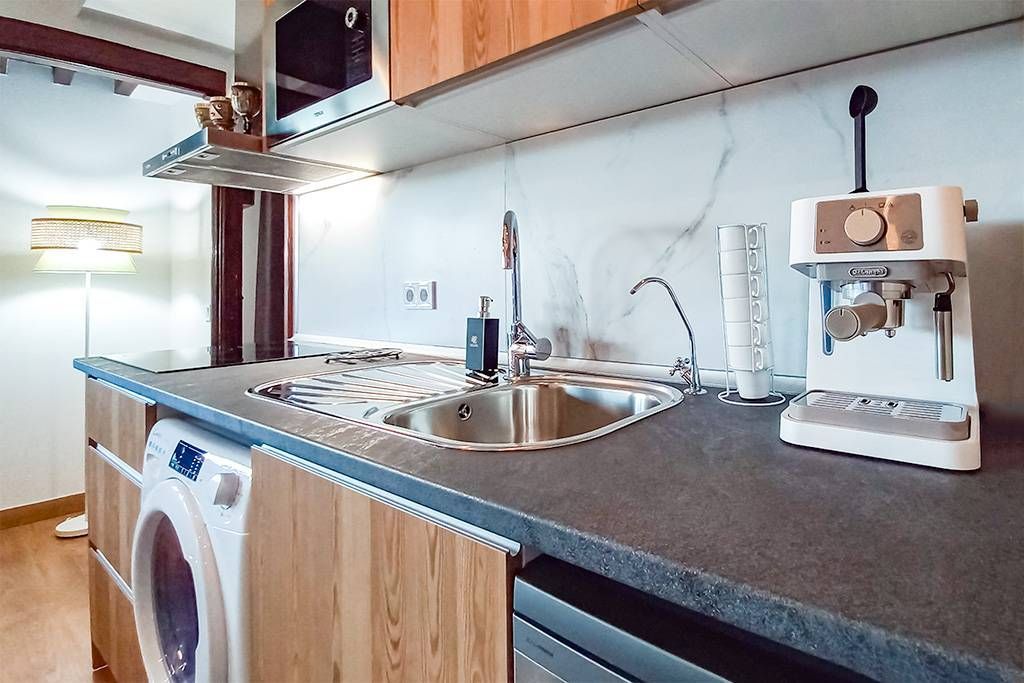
143 128 374 194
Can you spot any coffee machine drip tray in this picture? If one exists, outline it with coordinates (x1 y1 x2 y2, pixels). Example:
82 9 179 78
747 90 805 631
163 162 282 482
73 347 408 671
787 390 970 441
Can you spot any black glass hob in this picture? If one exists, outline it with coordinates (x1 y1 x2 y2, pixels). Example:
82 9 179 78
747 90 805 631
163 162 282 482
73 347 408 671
102 341 348 373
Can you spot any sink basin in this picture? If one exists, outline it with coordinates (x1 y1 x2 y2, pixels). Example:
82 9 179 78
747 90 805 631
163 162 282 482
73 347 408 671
382 374 681 450
248 361 683 451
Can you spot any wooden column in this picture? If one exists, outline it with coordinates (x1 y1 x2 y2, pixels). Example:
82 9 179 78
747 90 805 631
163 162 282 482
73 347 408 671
254 192 295 346
211 187 254 351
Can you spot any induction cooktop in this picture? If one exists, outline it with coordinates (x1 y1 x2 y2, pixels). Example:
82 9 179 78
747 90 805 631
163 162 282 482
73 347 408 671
102 341 347 373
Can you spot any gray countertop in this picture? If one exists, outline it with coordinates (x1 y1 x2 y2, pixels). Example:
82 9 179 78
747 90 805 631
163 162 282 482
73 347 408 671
74 354 1024 682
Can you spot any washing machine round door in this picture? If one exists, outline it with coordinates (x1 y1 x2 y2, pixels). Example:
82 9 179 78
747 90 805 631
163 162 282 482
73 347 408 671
133 478 227 683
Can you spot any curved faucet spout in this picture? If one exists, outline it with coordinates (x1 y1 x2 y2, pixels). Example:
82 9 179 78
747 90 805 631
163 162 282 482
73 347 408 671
630 277 706 395
503 210 551 379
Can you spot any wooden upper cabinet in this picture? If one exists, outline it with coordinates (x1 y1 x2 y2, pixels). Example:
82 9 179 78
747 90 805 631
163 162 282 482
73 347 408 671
510 0 636 51
390 0 638 100
249 446 518 682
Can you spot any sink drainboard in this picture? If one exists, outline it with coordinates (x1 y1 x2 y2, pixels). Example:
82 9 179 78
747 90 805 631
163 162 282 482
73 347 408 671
249 361 486 419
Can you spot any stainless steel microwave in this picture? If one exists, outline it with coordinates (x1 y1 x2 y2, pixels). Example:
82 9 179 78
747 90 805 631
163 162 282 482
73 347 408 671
264 0 390 142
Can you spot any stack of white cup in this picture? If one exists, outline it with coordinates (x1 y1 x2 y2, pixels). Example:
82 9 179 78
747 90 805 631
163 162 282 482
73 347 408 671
718 224 773 399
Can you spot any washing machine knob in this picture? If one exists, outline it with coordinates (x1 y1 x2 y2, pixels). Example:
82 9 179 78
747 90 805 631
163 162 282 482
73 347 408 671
210 472 241 508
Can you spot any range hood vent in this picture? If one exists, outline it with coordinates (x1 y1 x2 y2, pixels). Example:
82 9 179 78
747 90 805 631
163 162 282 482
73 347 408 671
143 128 374 194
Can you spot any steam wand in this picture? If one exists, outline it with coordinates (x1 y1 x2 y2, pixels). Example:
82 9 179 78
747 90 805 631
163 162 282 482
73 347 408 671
934 273 955 382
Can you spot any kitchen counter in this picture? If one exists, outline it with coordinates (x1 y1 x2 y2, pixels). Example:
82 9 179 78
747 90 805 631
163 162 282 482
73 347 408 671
74 354 1024 682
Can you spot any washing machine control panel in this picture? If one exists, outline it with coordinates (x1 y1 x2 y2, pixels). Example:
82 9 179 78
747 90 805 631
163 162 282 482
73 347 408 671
169 440 206 481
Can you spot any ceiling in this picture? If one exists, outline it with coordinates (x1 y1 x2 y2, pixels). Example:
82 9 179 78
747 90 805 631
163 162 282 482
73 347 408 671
81 0 236 50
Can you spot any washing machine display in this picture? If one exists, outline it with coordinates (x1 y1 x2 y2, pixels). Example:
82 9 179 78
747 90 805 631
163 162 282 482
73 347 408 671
169 440 206 481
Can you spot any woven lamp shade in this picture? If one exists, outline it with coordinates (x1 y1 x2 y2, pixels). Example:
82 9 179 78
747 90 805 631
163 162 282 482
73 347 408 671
30 217 143 253
31 206 142 274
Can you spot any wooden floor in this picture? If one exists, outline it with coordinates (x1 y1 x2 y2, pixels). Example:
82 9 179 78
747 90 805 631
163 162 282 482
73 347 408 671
0 517 115 682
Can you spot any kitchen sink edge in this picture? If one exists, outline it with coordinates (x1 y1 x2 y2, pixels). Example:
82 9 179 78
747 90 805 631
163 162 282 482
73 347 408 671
246 360 685 451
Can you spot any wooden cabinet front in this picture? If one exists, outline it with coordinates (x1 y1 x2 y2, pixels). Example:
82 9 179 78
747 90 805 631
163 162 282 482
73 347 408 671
85 378 155 473
88 549 147 682
85 377 154 681
84 446 141 586
390 0 638 100
249 447 517 682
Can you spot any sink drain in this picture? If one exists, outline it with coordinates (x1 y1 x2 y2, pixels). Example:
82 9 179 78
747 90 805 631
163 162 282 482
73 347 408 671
457 403 472 421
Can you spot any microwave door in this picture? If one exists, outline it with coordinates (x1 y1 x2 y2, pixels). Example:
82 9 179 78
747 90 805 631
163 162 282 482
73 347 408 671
266 0 388 141
275 1 369 119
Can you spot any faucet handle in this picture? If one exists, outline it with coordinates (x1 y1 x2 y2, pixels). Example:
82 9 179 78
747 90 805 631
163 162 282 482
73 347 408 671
533 337 552 361
669 356 690 377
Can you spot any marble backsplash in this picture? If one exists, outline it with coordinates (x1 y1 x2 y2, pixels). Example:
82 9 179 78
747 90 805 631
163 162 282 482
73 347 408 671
296 22 1023 409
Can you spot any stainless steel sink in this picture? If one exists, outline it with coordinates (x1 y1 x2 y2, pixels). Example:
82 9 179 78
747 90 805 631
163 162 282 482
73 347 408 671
382 374 680 450
249 361 683 451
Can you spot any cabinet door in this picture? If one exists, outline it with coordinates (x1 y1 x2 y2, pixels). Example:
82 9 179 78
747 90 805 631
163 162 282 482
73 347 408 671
84 445 141 586
85 378 156 473
249 446 518 682
390 0 637 100
88 549 147 683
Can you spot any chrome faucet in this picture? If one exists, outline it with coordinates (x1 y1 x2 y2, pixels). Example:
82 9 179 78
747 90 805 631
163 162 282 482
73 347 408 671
629 277 706 395
502 210 551 379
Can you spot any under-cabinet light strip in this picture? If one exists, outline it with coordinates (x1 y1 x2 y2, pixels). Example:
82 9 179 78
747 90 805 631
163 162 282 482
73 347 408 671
255 444 521 556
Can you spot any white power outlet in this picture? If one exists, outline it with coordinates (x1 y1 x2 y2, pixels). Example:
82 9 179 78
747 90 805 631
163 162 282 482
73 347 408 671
403 281 436 309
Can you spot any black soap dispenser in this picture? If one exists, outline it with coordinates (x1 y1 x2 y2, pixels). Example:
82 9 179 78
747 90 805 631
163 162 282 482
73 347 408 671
466 296 499 378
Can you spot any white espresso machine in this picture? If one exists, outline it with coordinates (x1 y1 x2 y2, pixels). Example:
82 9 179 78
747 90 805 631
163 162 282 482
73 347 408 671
780 86 981 470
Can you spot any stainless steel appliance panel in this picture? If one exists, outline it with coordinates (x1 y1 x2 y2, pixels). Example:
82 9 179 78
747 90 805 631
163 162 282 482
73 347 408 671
264 0 390 142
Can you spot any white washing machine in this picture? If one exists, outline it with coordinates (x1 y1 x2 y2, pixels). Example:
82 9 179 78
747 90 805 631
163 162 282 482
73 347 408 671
132 418 251 682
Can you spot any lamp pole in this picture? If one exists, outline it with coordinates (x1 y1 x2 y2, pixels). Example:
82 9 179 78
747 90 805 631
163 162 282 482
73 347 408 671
84 271 92 357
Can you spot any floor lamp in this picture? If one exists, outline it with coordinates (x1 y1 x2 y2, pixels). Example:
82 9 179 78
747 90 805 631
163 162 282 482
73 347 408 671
31 206 142 538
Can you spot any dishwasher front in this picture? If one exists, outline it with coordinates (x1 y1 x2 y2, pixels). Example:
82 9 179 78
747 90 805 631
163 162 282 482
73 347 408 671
512 556 870 683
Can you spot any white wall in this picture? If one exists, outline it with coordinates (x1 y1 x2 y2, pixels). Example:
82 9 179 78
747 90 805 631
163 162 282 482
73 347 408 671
0 60 211 509
296 23 1024 414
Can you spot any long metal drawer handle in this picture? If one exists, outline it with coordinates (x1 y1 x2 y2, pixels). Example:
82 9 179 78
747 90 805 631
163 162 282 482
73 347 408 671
91 547 134 602
92 443 143 488
255 444 521 556
93 377 156 406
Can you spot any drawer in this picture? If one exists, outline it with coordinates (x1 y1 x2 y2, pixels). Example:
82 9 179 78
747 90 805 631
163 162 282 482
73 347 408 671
85 378 156 473
85 445 141 586
88 548 146 683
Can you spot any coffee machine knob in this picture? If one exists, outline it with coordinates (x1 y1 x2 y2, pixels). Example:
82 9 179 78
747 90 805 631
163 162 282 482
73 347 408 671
844 208 886 245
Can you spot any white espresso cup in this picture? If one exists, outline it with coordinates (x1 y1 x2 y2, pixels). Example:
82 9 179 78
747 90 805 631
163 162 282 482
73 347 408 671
727 344 756 370
723 297 767 323
719 249 754 275
721 273 752 298
725 321 770 346
734 369 771 399
728 343 773 371
718 225 747 251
